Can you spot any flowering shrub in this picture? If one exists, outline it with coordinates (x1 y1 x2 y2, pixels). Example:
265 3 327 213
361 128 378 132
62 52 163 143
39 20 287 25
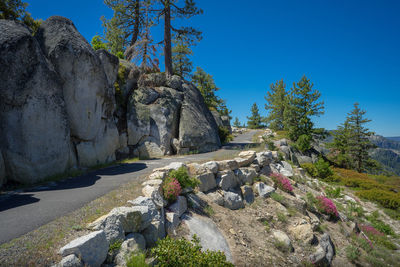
162 176 182 202
316 196 339 218
271 173 293 193
359 225 384 237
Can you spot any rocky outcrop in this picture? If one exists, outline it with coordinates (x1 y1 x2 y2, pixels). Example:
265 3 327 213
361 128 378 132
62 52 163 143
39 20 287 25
0 16 221 186
211 110 232 133
37 16 120 167
0 20 75 184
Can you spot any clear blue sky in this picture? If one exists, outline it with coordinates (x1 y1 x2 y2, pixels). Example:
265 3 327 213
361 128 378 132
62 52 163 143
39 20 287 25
28 0 400 136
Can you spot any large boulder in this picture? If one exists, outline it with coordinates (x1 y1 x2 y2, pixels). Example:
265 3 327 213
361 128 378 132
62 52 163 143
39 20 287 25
0 20 75 184
115 233 146 266
59 230 108 267
178 83 221 152
223 191 244 210
127 84 183 157
37 16 119 167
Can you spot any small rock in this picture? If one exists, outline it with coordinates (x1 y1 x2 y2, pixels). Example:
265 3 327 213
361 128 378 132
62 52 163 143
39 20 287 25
59 254 83 267
217 160 239 171
142 184 167 207
253 182 275 198
148 171 167 180
59 230 108 267
207 191 224 206
288 224 317 245
142 220 166 248
142 179 163 187
241 185 255 204
235 150 256 167
234 167 257 185
115 233 146 266
250 163 260 172
201 161 219 174
255 152 272 167
309 233 335 266
343 195 356 203
216 170 238 190
196 171 217 192
273 230 293 252
223 191 244 210
165 212 180 233
169 196 187 217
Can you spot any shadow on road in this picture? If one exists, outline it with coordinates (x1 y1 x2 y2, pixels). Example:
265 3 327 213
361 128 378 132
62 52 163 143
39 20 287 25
0 162 148 212
0 194 39 212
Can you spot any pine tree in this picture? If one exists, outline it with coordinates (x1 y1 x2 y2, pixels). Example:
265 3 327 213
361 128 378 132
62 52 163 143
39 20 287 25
328 121 352 168
0 0 41 32
247 103 264 129
265 79 287 130
192 67 222 110
172 35 193 79
91 35 108 51
329 103 376 172
157 0 202 77
102 0 144 57
233 117 241 128
346 103 376 172
284 75 324 141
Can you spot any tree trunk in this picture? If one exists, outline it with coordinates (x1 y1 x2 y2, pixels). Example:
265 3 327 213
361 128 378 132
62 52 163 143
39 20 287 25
130 0 140 46
164 0 173 77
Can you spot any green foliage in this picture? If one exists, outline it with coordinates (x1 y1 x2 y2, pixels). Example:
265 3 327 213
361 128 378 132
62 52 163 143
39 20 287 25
126 251 148 267
301 158 333 179
271 192 286 206
151 236 233 266
324 186 342 198
0 0 40 32
294 134 312 152
366 211 394 235
273 240 291 253
345 245 360 262
345 202 364 220
356 189 400 209
329 103 376 172
264 79 288 131
314 158 334 179
91 35 108 51
247 103 264 129
101 14 126 56
283 75 324 142
172 36 193 79
276 212 288 223
192 67 230 117
233 117 241 128
168 167 199 189
109 240 122 252
203 205 215 216
383 208 400 221
218 126 233 144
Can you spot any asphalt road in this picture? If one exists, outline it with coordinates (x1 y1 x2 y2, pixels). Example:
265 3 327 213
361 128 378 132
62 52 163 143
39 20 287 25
0 130 258 244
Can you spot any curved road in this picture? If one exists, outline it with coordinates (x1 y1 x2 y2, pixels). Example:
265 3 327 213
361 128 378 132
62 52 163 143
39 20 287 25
0 130 258 244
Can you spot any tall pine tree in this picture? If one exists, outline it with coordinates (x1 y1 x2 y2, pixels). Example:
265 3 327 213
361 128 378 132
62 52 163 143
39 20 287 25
346 103 376 172
233 117 241 128
172 35 193 79
284 75 324 141
265 79 287 131
247 103 264 129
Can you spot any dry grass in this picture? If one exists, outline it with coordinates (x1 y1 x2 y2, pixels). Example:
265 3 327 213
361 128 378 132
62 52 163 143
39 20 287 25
0 171 145 267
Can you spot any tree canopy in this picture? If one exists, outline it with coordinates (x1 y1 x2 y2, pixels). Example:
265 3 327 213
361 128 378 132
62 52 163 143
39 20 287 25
247 103 264 129
264 79 287 131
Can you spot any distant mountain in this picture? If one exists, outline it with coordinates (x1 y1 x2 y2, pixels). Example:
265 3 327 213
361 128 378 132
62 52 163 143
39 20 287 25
386 136 400 142
370 135 400 150
369 135 400 175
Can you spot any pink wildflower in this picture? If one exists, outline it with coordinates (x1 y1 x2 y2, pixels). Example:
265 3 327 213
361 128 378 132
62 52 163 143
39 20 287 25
360 225 384 236
270 173 294 193
316 195 339 217
162 177 182 202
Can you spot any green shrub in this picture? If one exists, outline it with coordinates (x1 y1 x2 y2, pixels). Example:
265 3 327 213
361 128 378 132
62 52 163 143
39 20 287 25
383 208 400 220
218 126 233 144
294 134 312 152
271 192 286 206
366 211 394 235
325 186 342 198
151 236 233 266
276 212 288 223
345 245 360 262
356 189 400 209
302 163 317 177
169 167 199 189
314 158 333 179
162 176 181 202
126 251 148 267
109 240 122 253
